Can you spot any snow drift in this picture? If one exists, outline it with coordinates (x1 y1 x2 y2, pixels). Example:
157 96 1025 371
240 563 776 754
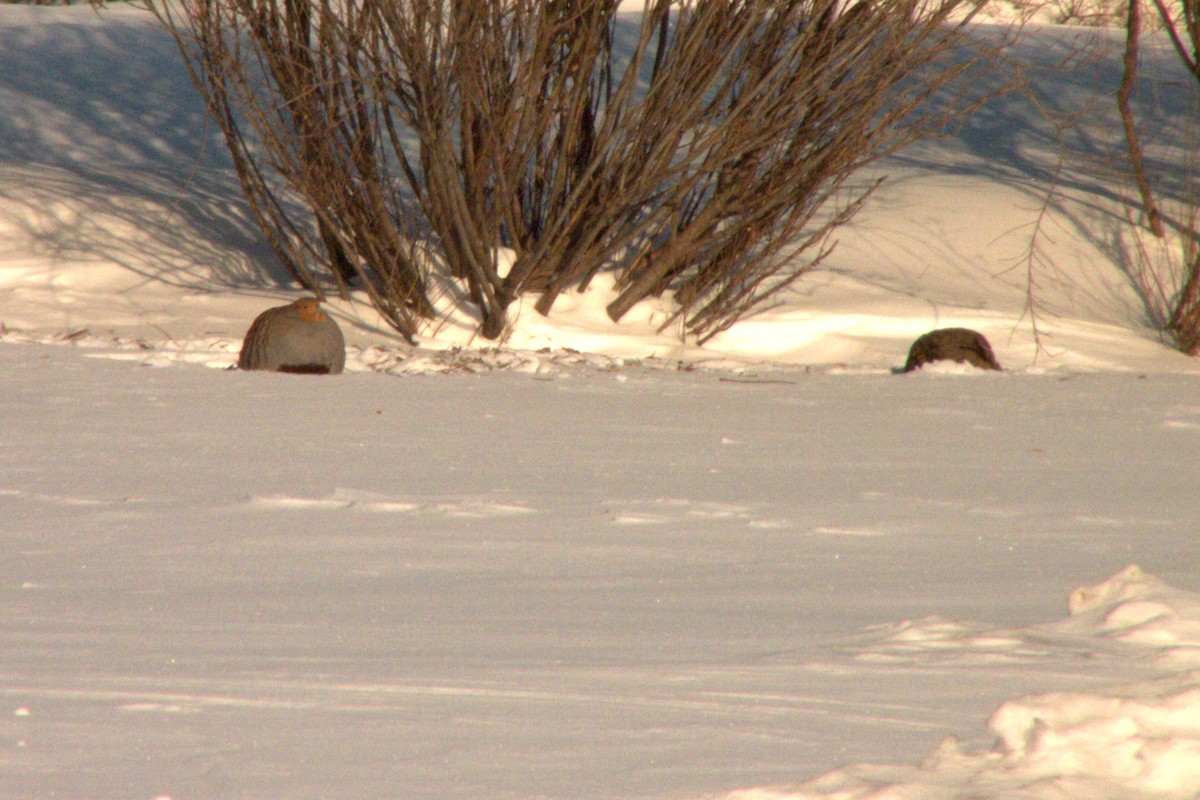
723 565 1200 799
3 5 1200 800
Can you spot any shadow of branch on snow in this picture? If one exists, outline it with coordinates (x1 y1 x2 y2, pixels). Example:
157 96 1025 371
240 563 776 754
0 6 294 292
867 24 1200 332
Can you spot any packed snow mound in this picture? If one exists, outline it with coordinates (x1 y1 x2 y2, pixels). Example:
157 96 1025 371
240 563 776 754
719 566 1200 800
1066 564 1200 666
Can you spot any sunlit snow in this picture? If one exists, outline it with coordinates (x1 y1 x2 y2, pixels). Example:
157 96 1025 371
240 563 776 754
2 5 1200 800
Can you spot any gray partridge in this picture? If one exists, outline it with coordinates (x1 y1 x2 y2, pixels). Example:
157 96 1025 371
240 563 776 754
238 297 346 375
903 327 1001 373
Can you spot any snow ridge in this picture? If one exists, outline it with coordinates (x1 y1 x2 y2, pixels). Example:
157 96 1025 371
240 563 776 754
721 565 1200 800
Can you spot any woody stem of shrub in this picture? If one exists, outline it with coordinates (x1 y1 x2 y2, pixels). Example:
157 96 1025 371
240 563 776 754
1120 0 1200 354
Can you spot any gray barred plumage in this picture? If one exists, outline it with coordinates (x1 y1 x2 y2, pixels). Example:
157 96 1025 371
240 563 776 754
238 298 346 375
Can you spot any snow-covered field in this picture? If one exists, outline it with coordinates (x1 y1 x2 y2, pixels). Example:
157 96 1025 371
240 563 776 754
3 5 1200 800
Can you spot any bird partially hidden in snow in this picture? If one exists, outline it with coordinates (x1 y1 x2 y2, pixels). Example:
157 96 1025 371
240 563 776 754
237 297 346 375
903 327 1001 373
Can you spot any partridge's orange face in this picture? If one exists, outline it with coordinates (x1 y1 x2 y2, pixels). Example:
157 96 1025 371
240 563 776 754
293 298 328 323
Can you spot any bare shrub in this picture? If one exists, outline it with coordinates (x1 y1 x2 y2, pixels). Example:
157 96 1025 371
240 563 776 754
994 0 1165 29
156 0 998 344
1048 0 1129 25
1117 0 1200 354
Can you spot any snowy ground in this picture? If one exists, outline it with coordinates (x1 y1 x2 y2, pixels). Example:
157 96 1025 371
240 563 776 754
3 4 1200 800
